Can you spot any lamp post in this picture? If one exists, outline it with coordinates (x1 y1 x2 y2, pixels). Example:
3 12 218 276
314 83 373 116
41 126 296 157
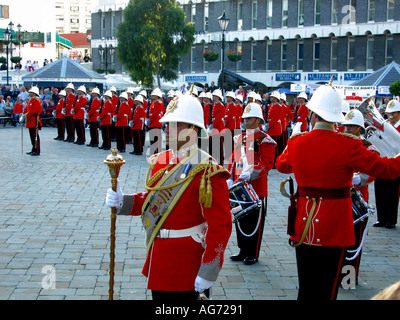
3 27 11 86
218 12 230 94
98 39 115 75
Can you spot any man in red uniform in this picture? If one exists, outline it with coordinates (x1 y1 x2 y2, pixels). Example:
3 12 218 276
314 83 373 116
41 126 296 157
227 103 276 264
64 83 76 142
99 90 113 150
292 92 309 133
265 91 282 164
22 86 43 156
235 94 243 129
129 95 146 155
72 86 87 145
114 92 132 153
86 88 101 147
276 83 400 300
373 100 400 228
280 93 291 150
106 92 232 301
54 90 66 141
208 89 226 165
147 88 165 155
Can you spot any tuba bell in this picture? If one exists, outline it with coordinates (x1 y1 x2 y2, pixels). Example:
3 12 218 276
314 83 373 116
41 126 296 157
357 98 400 158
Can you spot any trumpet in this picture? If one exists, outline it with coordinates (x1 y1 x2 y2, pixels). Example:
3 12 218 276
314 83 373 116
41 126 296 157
357 98 400 158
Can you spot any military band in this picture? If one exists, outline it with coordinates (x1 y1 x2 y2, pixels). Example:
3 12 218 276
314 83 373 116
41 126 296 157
19 81 400 301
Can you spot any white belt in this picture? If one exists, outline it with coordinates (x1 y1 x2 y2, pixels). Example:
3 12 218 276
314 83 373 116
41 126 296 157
157 223 206 240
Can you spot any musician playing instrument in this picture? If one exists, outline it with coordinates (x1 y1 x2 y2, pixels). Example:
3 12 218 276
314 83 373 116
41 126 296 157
373 99 400 229
105 92 232 301
276 83 400 300
227 103 276 265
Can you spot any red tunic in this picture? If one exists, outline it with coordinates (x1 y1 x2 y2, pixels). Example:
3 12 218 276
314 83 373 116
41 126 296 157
65 93 76 117
266 103 283 137
235 103 243 129
24 98 43 128
131 104 146 130
99 100 113 126
224 102 236 130
148 99 164 128
227 129 276 198
296 104 309 132
210 102 225 134
73 95 87 120
203 102 211 127
88 97 101 123
276 123 400 247
55 99 65 119
115 101 132 127
126 150 232 291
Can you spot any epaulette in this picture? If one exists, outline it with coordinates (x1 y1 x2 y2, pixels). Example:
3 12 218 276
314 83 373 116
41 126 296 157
289 132 307 140
337 132 359 140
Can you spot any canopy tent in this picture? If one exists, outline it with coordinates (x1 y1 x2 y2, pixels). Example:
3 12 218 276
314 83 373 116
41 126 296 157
22 56 106 91
351 61 400 97
56 33 73 49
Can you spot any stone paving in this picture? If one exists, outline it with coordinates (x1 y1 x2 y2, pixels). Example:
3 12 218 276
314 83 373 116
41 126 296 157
0 125 400 300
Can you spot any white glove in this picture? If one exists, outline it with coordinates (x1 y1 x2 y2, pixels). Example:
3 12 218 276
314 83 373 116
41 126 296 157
145 119 150 126
61 108 66 115
97 116 101 121
105 183 123 209
239 171 251 181
71 109 75 114
112 115 118 122
128 120 134 127
227 179 234 188
352 174 361 186
19 114 25 123
194 276 214 293
52 110 56 117
262 124 269 131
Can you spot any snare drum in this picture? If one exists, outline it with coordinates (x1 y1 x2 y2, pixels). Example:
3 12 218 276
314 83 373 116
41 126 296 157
351 187 374 224
229 181 262 222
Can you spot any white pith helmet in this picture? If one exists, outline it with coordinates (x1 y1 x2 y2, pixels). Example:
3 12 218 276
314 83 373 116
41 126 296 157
341 100 350 113
103 90 112 98
119 92 128 100
191 87 198 97
242 102 265 124
91 88 100 95
386 100 400 113
226 91 236 99
77 85 86 94
270 91 281 100
342 109 365 129
58 90 66 97
160 93 208 138
29 86 39 96
235 94 243 103
205 92 212 100
254 93 262 102
297 92 308 101
110 86 117 93
65 83 75 91
134 95 144 103
212 89 223 101
126 87 134 95
280 93 287 102
306 84 344 123
139 90 147 98
150 87 163 98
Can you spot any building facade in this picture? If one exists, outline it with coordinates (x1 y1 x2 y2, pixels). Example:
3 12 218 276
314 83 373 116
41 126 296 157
91 0 400 90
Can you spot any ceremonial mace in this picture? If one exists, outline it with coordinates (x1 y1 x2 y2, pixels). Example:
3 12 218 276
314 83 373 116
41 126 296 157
104 148 126 300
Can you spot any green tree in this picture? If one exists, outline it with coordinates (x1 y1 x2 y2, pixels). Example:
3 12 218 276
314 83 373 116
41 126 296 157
390 80 400 97
117 0 195 88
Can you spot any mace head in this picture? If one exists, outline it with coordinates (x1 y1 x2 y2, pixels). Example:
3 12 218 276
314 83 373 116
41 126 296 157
104 148 126 167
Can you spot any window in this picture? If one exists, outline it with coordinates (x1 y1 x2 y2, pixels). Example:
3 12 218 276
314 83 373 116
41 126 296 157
385 35 393 65
387 0 395 20
266 0 272 28
366 36 374 70
298 0 304 26
191 4 196 24
331 0 338 24
297 41 304 70
281 40 287 71
252 1 258 29
282 0 288 27
331 38 338 70
368 0 375 22
313 40 320 70
266 40 272 71
315 0 321 25
238 1 243 30
344 0 357 24
191 46 196 73
348 37 355 70
204 3 209 32
251 41 257 71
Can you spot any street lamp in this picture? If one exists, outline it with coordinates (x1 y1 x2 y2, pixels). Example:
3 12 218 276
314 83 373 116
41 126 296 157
98 41 115 75
218 12 230 93
3 27 11 86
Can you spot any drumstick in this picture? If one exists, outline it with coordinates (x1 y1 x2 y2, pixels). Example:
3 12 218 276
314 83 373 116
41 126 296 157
233 164 254 184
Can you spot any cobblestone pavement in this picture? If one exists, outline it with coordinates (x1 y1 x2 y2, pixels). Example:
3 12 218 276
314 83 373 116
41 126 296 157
0 126 399 300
